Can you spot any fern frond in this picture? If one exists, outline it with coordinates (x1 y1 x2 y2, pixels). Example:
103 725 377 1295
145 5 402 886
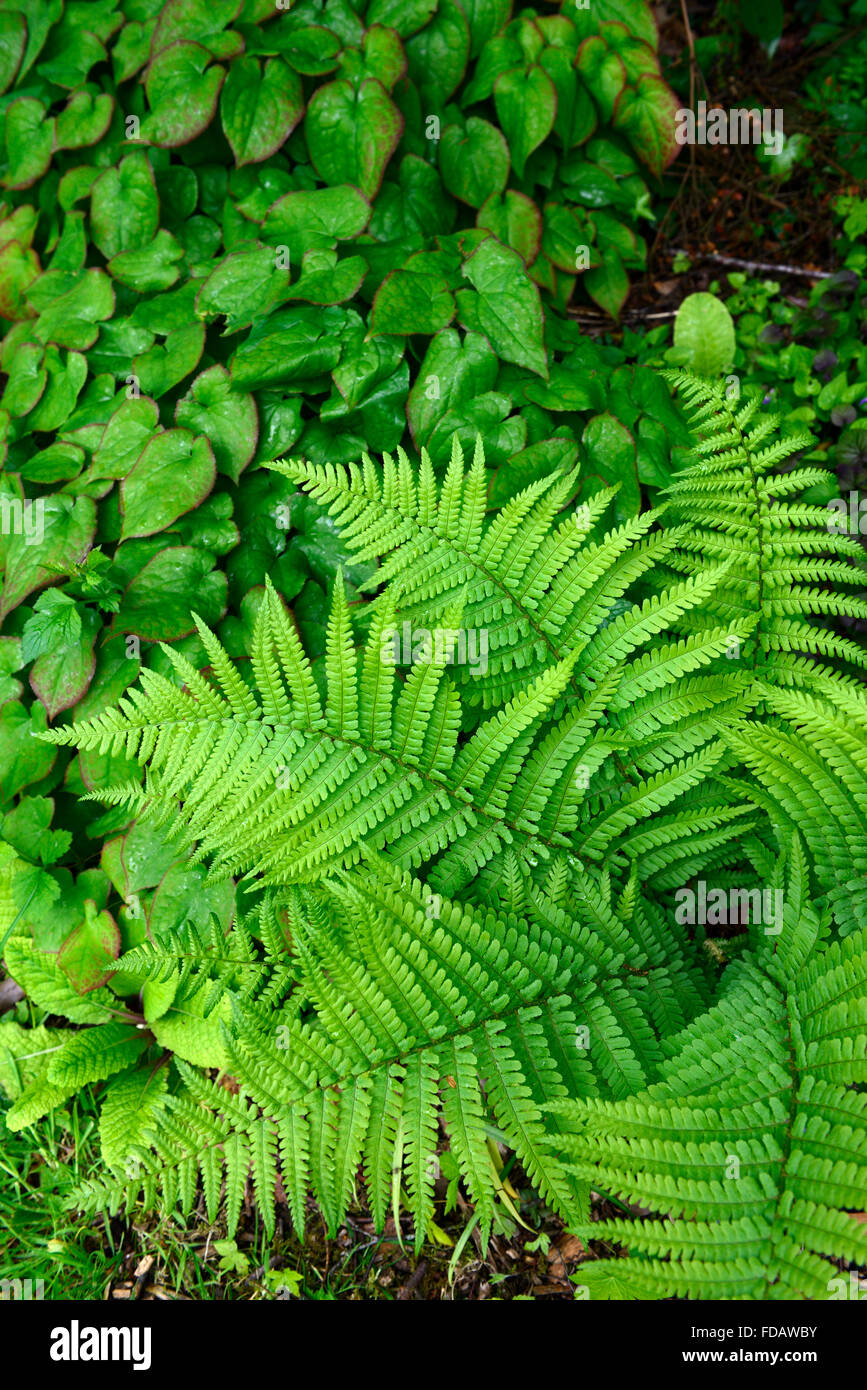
546 849 867 1300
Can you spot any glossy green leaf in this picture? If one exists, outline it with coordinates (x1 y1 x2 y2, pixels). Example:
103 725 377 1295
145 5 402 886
476 190 541 266
175 365 258 483
0 494 96 623
132 322 205 398
2 98 55 190
584 245 630 317
493 64 557 179
55 89 114 150
30 605 100 720
141 41 225 147
220 55 304 166
439 117 510 209
405 0 471 106
0 700 56 801
613 74 681 178
371 263 455 336
120 430 216 540
90 152 160 260
305 77 403 198
108 230 185 293
113 546 227 641
262 184 370 259
671 292 736 376
57 900 121 993
196 245 289 333
456 237 547 377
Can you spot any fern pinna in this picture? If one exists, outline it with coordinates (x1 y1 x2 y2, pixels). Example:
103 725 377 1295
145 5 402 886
1 371 865 1299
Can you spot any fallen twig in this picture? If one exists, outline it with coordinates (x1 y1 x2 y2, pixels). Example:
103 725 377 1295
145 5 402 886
670 247 833 279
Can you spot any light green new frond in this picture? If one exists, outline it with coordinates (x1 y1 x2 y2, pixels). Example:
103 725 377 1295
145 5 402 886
270 442 691 708
661 370 867 681
66 860 689 1250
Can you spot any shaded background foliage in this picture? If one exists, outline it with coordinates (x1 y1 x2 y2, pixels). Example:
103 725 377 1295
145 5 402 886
0 0 690 976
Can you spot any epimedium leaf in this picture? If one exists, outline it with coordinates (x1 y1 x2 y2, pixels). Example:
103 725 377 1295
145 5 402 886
541 201 600 272
584 244 630 318
405 0 471 107
108 230 186 294
141 40 225 148
230 305 352 391
147 862 235 940
220 55 304 166
493 63 557 179
112 16 154 82
612 73 681 178
120 430 216 540
0 494 96 623
574 0 658 49
369 154 455 240
0 700 56 801
539 41 577 147
262 184 371 259
322 361 408 454
48 212 87 274
283 249 368 306
36 26 107 88
489 434 579 506
1 342 45 415
361 25 407 90
90 152 160 260
304 77 403 199
132 321 205 398
439 117 510 209
57 899 121 993
112 546 227 641
603 28 659 87
54 89 114 150
476 190 542 266
30 605 100 721
0 204 38 252
32 269 115 351
331 337 405 414
250 24 342 76
365 0 437 37
456 237 547 378
523 360 606 412
575 37 627 124
0 796 71 867
0 240 41 321
86 396 160 487
2 0 62 81
428 390 526 466
21 348 88 434
2 98 55 190
462 0 513 57
582 410 639 519
407 327 498 448
174 364 258 483
0 11 27 94
195 244 289 334
371 263 456 337
20 441 85 485
151 0 244 59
